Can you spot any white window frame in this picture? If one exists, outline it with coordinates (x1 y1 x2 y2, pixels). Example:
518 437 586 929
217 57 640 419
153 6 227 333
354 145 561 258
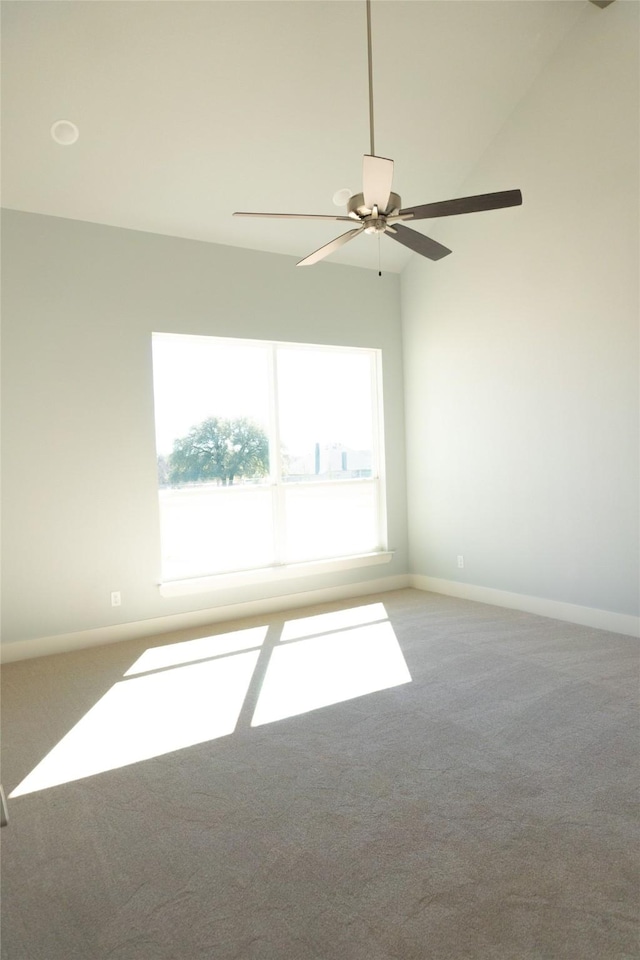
154 334 392 597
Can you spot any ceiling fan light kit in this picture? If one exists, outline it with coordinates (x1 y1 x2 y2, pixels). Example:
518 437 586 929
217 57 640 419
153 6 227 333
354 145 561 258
233 1 522 268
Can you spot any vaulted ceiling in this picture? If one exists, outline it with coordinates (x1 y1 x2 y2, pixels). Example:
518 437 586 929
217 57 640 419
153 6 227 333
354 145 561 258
2 1 595 271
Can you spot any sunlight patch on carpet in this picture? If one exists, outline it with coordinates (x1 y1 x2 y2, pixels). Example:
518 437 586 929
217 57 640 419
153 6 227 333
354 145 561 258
251 619 411 726
280 602 388 642
10 606 412 797
124 625 268 676
9 645 262 797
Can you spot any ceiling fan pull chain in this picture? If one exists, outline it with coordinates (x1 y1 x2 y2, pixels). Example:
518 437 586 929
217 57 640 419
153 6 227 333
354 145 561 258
366 0 375 157
378 233 382 277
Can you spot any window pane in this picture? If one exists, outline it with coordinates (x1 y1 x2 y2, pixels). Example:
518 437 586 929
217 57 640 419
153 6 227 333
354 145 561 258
152 334 270 448
277 348 375 482
159 485 274 580
283 481 379 563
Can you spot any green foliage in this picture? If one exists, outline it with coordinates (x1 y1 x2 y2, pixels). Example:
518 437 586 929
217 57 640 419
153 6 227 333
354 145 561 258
167 416 269 487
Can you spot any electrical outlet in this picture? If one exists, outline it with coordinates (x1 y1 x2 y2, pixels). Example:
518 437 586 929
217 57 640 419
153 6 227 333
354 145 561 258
110 591 121 607
457 555 464 569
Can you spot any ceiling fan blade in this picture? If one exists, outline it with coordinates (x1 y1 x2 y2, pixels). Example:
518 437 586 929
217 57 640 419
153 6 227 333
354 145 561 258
363 155 394 212
297 227 364 267
387 224 452 261
234 212 355 221
400 189 522 221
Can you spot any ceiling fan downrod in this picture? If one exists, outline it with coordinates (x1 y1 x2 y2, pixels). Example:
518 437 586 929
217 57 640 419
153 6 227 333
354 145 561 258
366 0 375 157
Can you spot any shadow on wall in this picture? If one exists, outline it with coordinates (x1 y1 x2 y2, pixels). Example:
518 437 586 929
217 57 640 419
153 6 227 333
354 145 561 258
9 603 411 798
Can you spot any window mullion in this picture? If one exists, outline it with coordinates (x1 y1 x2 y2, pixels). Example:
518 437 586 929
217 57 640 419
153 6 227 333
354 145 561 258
267 344 286 565
372 350 387 551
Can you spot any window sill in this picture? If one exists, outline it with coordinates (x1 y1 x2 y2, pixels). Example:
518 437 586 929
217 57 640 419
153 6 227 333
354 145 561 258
159 551 394 599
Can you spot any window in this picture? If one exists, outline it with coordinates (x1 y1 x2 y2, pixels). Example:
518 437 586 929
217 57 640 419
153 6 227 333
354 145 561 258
152 333 387 585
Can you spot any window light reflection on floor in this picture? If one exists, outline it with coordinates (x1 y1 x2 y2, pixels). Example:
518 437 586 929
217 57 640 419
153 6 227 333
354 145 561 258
124 625 267 677
251 619 411 727
279 602 388 642
9 638 264 798
9 605 411 798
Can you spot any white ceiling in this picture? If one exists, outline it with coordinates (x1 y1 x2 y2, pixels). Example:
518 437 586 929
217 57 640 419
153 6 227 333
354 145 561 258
1 0 590 272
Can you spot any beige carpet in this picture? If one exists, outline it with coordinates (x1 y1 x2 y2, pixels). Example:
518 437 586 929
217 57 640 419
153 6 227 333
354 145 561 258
1 588 638 959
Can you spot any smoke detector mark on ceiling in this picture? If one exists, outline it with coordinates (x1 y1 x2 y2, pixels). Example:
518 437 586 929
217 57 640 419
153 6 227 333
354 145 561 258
333 189 353 207
51 120 79 145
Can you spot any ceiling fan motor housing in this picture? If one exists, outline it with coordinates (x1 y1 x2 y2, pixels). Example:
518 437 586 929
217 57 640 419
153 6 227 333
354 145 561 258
348 191 402 225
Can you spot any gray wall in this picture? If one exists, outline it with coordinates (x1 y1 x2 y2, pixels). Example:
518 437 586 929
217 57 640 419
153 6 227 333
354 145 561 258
1 211 407 647
3 3 638 654
401 1 639 617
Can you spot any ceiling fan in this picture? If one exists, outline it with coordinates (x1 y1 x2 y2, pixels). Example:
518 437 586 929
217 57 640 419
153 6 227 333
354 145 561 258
233 1 522 268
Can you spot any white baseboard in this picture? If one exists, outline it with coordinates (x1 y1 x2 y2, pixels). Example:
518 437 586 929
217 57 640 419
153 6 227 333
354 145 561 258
1 574 411 663
412 575 640 638
6 572 635 663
